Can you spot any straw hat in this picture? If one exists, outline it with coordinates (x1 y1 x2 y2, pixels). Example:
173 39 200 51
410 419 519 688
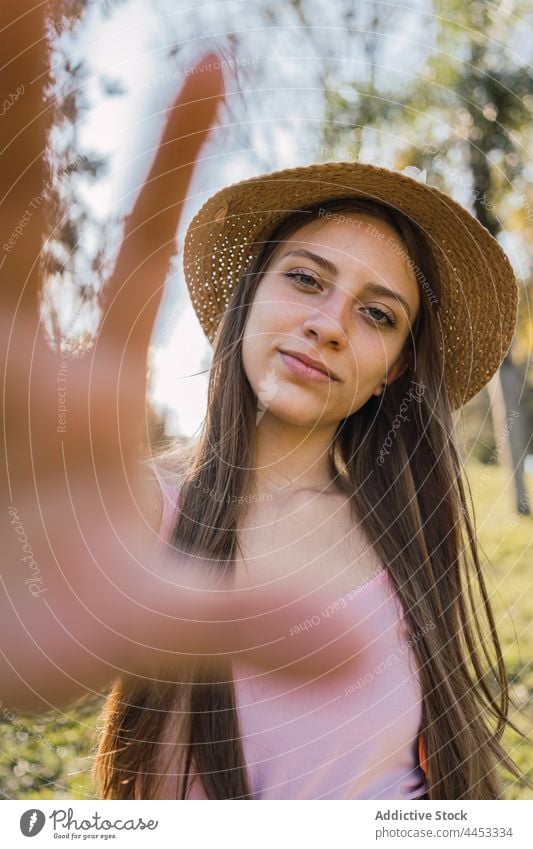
183 161 519 411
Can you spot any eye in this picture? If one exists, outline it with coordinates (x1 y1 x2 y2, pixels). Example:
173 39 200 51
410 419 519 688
284 270 397 329
285 270 321 290
362 306 397 329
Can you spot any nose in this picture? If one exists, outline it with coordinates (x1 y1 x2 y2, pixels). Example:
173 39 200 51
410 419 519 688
301 294 350 349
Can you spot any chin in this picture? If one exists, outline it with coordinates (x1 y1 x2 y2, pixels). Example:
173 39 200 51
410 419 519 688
256 394 338 429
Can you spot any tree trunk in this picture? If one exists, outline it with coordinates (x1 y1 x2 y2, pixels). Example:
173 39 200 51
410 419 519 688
486 355 531 515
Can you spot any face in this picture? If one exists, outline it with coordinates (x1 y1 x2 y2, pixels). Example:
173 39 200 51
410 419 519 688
241 212 421 429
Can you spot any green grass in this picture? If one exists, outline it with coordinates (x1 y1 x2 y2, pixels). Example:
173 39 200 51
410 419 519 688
1 459 531 799
465 461 533 799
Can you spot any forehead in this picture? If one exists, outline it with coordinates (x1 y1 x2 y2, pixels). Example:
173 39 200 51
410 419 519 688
270 212 402 261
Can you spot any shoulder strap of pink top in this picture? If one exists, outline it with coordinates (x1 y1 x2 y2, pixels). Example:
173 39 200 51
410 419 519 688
147 461 181 540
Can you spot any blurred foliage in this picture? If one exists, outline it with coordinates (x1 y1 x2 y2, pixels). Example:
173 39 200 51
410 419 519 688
42 1 123 357
0 459 531 799
0 693 103 800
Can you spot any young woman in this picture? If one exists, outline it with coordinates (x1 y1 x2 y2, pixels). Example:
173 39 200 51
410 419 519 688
2 30 349 714
95 162 530 800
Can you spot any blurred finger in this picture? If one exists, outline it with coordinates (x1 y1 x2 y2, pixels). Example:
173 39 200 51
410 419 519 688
99 52 225 353
0 2 56 313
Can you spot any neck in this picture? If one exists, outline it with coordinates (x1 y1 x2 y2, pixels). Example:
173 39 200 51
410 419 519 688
250 410 339 496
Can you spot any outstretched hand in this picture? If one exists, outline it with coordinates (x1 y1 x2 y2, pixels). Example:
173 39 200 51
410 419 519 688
1 3 363 714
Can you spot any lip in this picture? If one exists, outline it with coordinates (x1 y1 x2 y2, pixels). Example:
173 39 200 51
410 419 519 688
278 349 339 383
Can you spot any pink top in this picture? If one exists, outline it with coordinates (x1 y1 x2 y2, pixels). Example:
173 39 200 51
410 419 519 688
148 466 428 800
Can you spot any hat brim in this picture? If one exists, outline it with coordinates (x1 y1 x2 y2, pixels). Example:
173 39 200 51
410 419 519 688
183 161 518 411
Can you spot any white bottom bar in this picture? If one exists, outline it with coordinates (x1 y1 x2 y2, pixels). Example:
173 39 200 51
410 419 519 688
4 799 532 848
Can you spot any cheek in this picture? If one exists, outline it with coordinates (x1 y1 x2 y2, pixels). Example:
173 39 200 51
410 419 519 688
242 287 293 374
241 321 273 392
246 289 293 333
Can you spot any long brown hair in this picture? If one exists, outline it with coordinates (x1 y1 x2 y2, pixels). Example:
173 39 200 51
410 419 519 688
95 196 530 799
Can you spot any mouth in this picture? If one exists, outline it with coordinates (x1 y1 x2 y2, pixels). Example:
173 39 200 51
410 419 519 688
278 350 338 384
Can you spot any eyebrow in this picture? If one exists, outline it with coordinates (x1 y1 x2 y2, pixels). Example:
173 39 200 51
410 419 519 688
280 248 412 320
